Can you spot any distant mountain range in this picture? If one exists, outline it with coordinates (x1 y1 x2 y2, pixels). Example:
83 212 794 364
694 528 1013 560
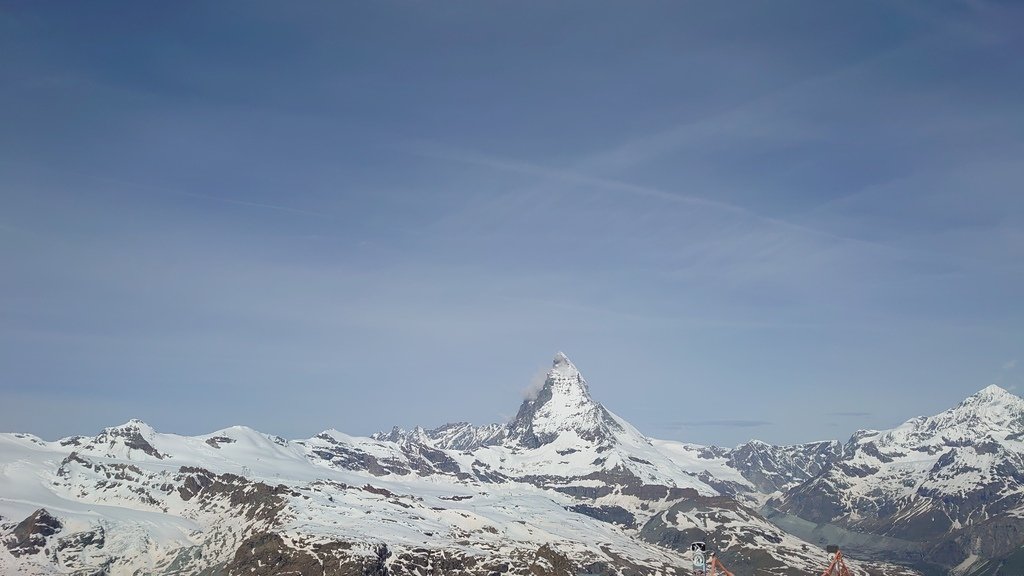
767 384 1024 576
2 353 1017 575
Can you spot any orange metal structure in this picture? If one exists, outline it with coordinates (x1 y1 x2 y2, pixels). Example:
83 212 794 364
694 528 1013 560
820 548 852 576
706 554 735 576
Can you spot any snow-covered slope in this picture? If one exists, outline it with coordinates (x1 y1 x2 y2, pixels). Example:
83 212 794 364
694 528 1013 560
1 353 917 576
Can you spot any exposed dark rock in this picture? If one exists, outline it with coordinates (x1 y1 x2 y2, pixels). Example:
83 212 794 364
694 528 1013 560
927 514 1024 570
471 460 510 483
531 544 575 576
310 442 413 477
205 436 236 448
773 477 848 525
223 534 597 576
56 451 93 477
860 442 895 463
176 467 288 523
53 525 109 573
4 508 62 557
56 525 105 553
568 504 636 528
94 422 166 459
403 442 467 477
695 471 747 499
224 532 379 576
724 440 842 494
621 483 697 501
551 485 615 499
362 484 395 498
835 461 880 478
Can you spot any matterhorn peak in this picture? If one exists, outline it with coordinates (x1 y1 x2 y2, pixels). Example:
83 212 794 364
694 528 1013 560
545 351 590 394
552 351 576 371
506 352 622 448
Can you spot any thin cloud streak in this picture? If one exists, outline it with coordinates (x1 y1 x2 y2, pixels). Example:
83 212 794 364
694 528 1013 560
179 191 335 219
674 420 774 428
407 141 742 212
408 141 908 256
574 36 915 175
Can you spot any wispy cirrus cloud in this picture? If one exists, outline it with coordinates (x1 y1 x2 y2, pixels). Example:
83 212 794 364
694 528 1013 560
178 191 335 219
675 420 774 428
405 140 900 252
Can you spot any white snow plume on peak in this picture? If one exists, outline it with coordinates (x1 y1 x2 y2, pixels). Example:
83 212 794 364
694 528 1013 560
529 352 595 411
552 350 578 374
522 351 586 401
522 366 549 401
506 352 625 450
544 351 591 397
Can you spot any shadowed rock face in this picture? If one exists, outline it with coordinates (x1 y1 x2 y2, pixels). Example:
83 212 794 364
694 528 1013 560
568 504 637 528
308 431 475 481
55 525 105 555
725 440 842 494
176 466 290 523
4 509 62 557
205 436 236 449
95 420 167 459
224 533 383 576
223 533 600 576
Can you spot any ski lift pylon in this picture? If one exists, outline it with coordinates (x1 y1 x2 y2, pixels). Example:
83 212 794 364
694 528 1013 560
820 545 853 576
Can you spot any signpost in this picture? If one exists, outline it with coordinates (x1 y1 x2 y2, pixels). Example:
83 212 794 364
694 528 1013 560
691 542 707 576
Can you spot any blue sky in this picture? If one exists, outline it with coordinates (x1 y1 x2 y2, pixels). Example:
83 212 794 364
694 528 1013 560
2 1 1022 446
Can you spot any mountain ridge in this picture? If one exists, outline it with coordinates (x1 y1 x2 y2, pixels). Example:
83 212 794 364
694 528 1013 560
5 353 1013 575
768 383 1024 575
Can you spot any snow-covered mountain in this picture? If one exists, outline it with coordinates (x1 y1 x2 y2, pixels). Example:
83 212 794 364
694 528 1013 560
0 353 920 575
768 385 1024 575
650 439 843 507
